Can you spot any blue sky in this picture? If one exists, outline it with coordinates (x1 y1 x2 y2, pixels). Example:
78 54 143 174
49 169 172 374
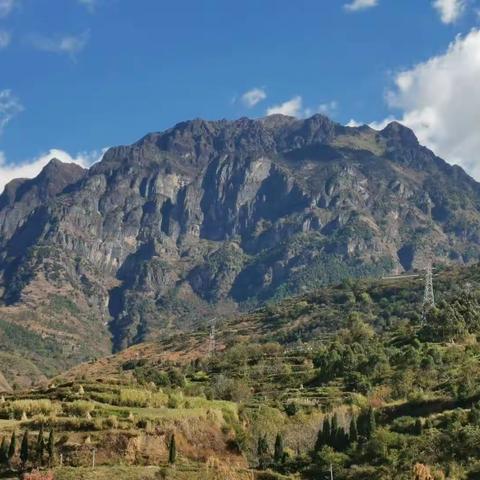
1 0 480 188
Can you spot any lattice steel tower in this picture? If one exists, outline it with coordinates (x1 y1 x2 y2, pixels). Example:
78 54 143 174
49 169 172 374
208 321 216 356
422 262 435 320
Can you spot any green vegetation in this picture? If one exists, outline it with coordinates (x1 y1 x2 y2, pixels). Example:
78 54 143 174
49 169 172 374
2 264 480 478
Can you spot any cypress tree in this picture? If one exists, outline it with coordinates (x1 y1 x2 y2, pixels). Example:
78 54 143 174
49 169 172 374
8 431 16 462
414 418 423 435
47 429 55 466
0 437 8 466
20 431 29 469
257 434 269 469
330 414 339 446
36 425 45 466
349 416 358 443
314 427 324 452
274 433 284 465
323 417 331 448
366 407 376 439
168 433 176 465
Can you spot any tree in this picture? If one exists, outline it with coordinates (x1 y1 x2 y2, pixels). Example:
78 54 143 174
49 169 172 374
47 429 54 466
315 417 331 452
20 431 29 470
35 426 45 467
0 437 8 467
349 416 358 443
334 426 349 452
257 434 270 469
366 407 376 439
358 407 376 440
168 433 176 465
8 431 16 466
274 433 284 465
330 415 339 446
468 402 480 426
414 419 423 435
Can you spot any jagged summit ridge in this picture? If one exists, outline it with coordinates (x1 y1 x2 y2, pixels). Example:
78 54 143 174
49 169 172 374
0 114 480 370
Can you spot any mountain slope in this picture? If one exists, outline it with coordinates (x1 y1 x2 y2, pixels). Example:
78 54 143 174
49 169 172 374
2 114 480 379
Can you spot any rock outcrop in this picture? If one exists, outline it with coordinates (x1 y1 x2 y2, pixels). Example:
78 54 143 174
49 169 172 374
1 114 480 375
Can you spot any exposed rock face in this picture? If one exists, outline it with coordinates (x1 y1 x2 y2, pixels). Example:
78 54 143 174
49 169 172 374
1 114 480 371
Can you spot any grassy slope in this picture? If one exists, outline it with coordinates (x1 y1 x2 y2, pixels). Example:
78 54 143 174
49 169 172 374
2 263 480 478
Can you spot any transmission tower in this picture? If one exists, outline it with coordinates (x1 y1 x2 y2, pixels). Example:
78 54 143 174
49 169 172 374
422 262 435 320
208 320 216 356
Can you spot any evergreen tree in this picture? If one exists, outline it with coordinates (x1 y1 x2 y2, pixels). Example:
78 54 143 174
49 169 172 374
20 431 29 470
168 433 176 465
323 417 331 448
468 402 480 425
0 437 8 467
414 418 423 435
334 426 349 452
47 429 55 466
274 433 284 465
36 425 45 466
330 414 339 446
366 407 376 439
8 431 16 463
257 434 270 469
314 427 324 453
349 416 358 443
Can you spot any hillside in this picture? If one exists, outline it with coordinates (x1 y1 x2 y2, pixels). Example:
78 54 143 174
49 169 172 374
1 263 480 478
2 115 480 382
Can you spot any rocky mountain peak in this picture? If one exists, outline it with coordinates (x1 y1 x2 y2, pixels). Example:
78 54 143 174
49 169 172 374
1 115 480 362
381 121 419 147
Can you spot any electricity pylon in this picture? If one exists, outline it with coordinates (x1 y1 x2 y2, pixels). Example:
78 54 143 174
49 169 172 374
208 319 216 356
422 261 435 321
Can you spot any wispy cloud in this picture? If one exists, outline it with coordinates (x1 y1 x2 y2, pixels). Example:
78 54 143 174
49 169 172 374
0 89 23 135
317 101 338 116
266 96 338 118
0 0 17 18
344 0 379 12
241 87 267 108
432 0 466 23
29 31 89 58
0 30 11 48
0 148 106 193
78 0 97 13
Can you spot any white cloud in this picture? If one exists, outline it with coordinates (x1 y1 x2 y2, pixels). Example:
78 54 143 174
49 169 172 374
344 0 378 12
0 89 23 135
241 88 267 108
0 148 106 193
433 0 465 23
78 0 97 13
0 30 11 48
0 0 17 18
360 29 480 180
266 96 338 118
29 31 89 58
266 96 303 117
317 101 338 116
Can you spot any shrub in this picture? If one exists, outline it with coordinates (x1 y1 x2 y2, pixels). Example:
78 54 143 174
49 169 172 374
119 388 151 407
167 395 180 409
8 399 56 418
117 388 167 408
103 415 119 429
63 401 95 417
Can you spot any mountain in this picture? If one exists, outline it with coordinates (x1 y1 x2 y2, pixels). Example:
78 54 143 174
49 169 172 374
2 114 480 381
